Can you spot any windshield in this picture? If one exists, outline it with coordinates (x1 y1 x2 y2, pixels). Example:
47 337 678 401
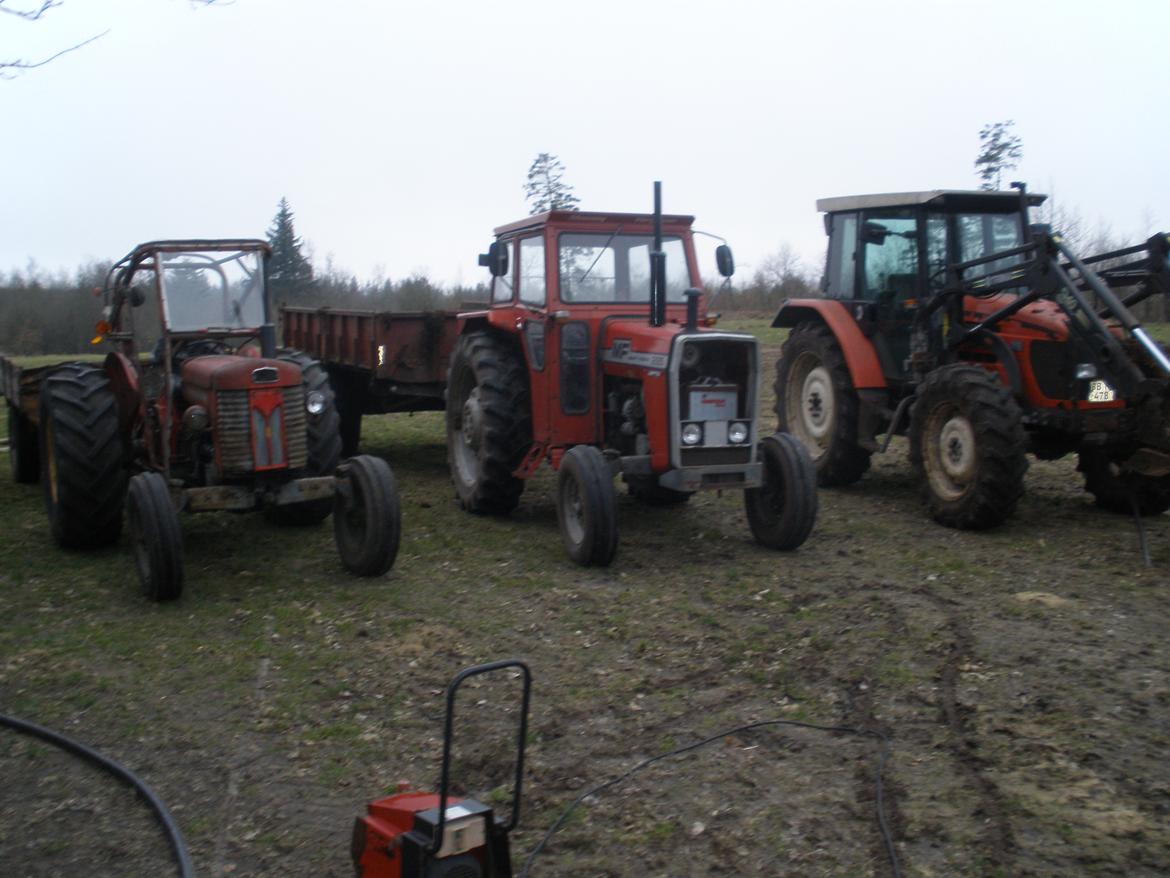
558 233 691 303
957 213 1024 276
158 249 266 331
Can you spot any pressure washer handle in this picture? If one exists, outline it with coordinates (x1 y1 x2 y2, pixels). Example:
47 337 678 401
432 659 532 855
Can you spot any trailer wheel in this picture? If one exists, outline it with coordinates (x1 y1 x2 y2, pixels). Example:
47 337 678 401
265 351 342 526
127 471 184 601
1077 449 1170 516
776 322 871 486
626 476 693 505
39 363 126 548
556 445 618 566
745 432 818 550
446 332 531 514
8 403 40 484
910 364 1027 529
333 454 401 576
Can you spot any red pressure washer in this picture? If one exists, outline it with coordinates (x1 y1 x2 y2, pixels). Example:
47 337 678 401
352 660 532 878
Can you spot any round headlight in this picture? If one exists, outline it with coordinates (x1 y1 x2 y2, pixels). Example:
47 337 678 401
306 390 327 416
681 423 703 446
680 344 701 369
728 422 749 444
183 404 209 432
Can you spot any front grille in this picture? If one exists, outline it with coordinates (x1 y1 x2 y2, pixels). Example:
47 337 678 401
283 386 308 469
215 386 308 474
216 390 252 473
681 447 753 467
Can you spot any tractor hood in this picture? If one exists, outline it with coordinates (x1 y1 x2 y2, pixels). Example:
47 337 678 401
180 356 301 405
599 319 679 371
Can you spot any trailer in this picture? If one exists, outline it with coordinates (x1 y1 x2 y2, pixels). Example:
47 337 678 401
2 355 76 484
281 307 465 456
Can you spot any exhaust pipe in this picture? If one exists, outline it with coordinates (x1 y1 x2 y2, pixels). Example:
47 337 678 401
650 181 665 327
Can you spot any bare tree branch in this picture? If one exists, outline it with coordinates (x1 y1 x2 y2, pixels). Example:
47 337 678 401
0 28 106 79
0 1 62 21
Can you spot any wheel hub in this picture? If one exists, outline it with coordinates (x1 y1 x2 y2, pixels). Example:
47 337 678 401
937 414 976 483
800 365 834 442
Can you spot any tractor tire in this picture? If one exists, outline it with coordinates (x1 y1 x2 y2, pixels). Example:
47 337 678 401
745 432 818 550
445 331 532 514
38 363 127 549
1077 449 1170 516
265 351 342 526
776 322 872 487
626 475 693 506
556 445 618 566
8 403 40 484
909 364 1027 530
333 454 401 576
127 471 184 601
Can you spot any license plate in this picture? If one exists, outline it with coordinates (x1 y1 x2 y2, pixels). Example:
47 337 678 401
1087 379 1116 402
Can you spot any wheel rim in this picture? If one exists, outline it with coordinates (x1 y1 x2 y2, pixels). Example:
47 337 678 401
560 474 585 546
45 418 59 504
450 372 482 487
787 352 834 458
925 404 977 500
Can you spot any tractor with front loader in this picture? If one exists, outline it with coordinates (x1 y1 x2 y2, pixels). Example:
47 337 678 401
773 187 1170 528
29 239 400 600
447 183 818 564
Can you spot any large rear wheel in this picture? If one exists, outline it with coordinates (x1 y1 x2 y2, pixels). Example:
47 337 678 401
446 332 531 514
776 322 871 486
745 432 818 550
1077 449 1170 516
556 445 618 566
39 363 126 548
334 454 401 576
127 471 184 601
909 364 1027 529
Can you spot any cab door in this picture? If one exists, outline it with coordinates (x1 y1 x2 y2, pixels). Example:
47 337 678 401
858 209 922 382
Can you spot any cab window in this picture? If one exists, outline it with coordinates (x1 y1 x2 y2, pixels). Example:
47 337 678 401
862 212 918 303
518 236 546 306
491 240 516 305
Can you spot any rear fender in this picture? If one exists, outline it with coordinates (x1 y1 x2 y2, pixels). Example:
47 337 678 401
772 299 886 390
103 352 141 433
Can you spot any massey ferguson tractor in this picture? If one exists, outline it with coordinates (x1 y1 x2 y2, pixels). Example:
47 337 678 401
773 187 1170 528
445 184 817 565
31 239 400 600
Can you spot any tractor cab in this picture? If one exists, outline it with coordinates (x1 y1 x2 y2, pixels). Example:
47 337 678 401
817 189 1045 387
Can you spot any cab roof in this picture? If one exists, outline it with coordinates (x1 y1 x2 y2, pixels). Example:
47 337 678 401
816 190 1047 214
494 210 695 237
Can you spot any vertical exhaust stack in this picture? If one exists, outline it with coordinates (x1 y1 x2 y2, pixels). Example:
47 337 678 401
650 181 666 327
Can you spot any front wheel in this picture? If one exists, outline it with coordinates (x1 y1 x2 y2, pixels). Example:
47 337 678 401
909 364 1027 529
1077 449 1170 516
334 455 401 576
127 471 184 602
556 445 618 566
745 432 818 550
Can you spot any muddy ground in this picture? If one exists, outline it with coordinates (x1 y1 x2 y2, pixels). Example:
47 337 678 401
2 330 1168 877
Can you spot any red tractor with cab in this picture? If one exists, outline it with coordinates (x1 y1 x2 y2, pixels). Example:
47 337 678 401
34 239 400 599
773 187 1170 528
446 184 817 564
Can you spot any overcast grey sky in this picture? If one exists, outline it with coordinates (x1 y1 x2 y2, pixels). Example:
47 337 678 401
2 0 1166 287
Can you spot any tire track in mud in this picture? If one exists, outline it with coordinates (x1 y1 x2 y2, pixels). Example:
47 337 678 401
857 585 1016 873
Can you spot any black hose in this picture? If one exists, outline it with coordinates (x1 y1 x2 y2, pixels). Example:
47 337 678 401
0 711 195 878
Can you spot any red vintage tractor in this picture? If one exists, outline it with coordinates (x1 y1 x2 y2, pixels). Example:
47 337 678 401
773 187 1170 527
37 239 400 600
446 184 817 565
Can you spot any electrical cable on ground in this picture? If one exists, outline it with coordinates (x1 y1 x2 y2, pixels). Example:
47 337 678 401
519 717 901 878
0 711 195 878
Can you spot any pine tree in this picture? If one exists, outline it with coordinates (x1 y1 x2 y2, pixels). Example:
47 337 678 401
266 197 315 302
974 121 1023 191
524 153 580 215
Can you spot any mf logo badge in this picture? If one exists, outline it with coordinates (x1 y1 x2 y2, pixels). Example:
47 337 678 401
612 339 631 358
603 339 668 370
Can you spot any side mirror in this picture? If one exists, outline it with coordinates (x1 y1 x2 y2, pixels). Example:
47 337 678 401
478 241 509 278
862 221 889 246
128 284 148 307
715 244 735 278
